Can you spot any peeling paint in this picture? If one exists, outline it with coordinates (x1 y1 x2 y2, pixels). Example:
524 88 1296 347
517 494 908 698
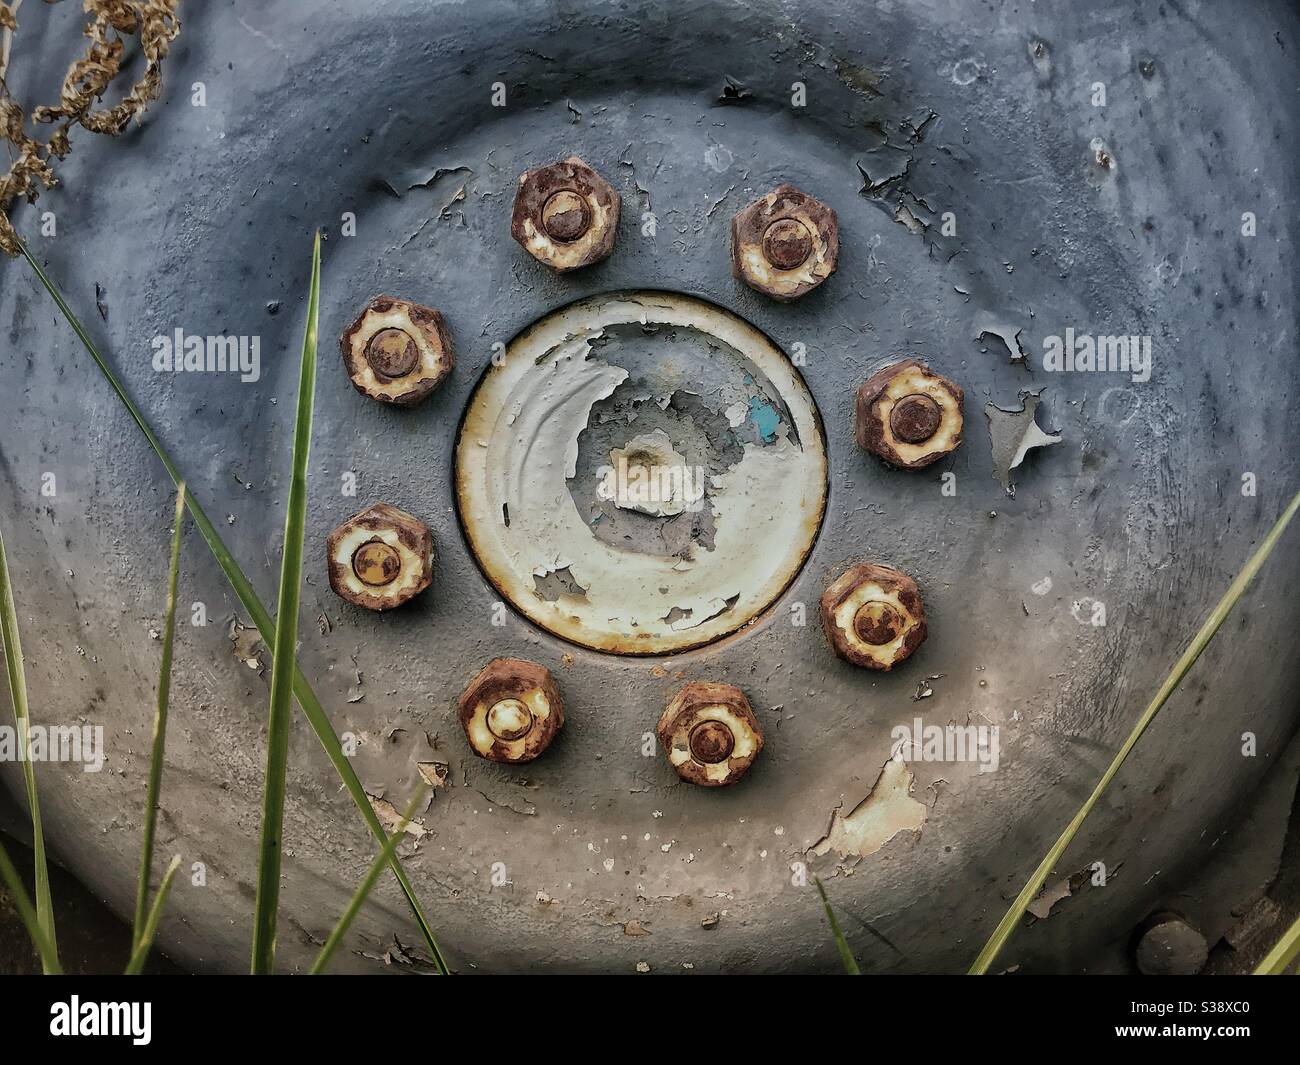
985 389 1062 496
227 618 266 675
455 292 827 654
811 756 927 859
974 314 1028 365
367 794 427 838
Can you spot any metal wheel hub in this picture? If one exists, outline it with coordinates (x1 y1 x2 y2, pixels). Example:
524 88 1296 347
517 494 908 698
0 0 1297 975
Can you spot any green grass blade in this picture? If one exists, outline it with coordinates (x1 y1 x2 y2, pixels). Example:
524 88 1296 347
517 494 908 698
814 876 862 974
310 785 429 975
133 483 185 946
0 519 58 972
1253 913 1300 975
19 239 450 974
969 488 1300 975
251 232 321 975
124 854 181 975
0 836 62 974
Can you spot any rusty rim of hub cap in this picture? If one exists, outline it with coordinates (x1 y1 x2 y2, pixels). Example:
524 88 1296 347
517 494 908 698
453 291 828 655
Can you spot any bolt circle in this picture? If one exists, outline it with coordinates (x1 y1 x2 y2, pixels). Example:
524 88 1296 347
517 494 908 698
688 720 736 764
853 601 905 645
351 540 402 587
541 190 591 243
889 393 942 444
761 218 813 270
487 698 534 742
364 327 420 379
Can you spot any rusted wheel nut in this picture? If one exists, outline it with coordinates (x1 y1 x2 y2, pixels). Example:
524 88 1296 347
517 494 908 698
340 295 454 406
510 156 620 272
730 184 838 301
326 503 434 611
458 658 564 764
855 359 964 470
657 682 764 787
820 564 927 671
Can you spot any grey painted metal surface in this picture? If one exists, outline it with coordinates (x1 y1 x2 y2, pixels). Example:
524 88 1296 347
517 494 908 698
0 0 1296 973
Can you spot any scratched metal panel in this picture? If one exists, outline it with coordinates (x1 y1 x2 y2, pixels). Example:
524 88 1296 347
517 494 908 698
0 0 1296 972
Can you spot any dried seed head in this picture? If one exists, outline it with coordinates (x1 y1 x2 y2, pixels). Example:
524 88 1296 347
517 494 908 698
340 295 454 406
511 156 619 272
855 359 964 469
731 184 838 301
820 563 927 670
657 682 764 787
326 503 434 610
458 658 564 763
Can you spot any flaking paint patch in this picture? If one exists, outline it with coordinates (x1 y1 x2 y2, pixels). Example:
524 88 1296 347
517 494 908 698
985 389 1063 496
811 756 927 859
367 794 427 838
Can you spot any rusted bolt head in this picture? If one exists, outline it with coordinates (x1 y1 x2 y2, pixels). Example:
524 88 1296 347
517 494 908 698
731 184 838 301
657 682 764 787
458 658 564 763
820 563 927 670
511 156 620 272
855 359 964 469
326 502 434 610
341 295 454 406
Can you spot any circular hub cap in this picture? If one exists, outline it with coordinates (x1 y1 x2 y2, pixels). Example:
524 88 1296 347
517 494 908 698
455 291 828 654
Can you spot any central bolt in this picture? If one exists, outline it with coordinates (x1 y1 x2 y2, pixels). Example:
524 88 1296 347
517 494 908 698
541 190 591 243
487 698 534 741
364 327 420 379
889 393 942 444
351 540 401 587
853 601 905 646
688 720 735 764
761 218 813 270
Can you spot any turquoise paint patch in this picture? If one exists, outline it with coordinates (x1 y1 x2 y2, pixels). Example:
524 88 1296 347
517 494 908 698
747 396 781 442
